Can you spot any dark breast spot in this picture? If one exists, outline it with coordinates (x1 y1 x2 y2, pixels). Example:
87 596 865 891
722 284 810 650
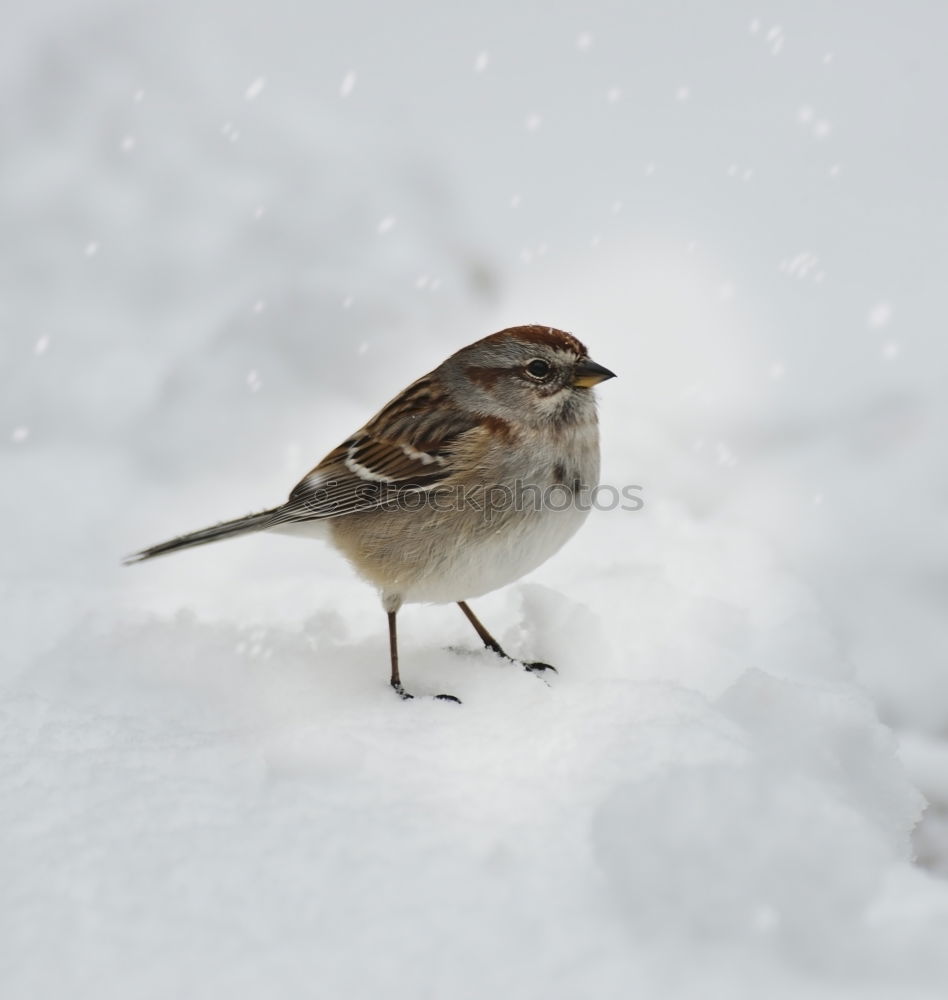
553 464 583 496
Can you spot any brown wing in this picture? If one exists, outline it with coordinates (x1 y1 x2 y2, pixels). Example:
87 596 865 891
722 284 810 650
278 374 480 522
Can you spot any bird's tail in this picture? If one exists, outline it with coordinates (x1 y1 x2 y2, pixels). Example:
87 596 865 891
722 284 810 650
123 506 286 564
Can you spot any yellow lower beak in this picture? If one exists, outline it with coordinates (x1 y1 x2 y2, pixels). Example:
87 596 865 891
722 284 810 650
573 358 617 388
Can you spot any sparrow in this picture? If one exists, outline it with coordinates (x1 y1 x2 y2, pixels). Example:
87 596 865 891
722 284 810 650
126 325 616 701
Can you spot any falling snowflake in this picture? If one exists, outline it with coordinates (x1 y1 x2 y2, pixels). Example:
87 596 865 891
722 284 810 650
245 76 266 101
525 113 542 131
474 51 489 73
119 135 136 153
779 251 822 281
766 25 785 55
676 85 691 102
726 163 754 181
881 341 901 361
576 32 594 51
246 370 262 393
769 362 787 381
377 216 396 235
510 194 522 208
34 335 50 355
340 71 357 98
10 426 29 444
796 107 832 140
84 242 99 257
715 441 738 468
606 87 621 103
867 302 893 328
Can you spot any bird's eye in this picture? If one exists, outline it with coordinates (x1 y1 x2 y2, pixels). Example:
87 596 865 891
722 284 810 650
525 359 552 380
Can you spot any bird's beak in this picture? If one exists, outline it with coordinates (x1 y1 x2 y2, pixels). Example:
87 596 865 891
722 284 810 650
573 358 617 388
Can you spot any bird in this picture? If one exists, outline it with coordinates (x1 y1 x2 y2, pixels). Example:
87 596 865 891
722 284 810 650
126 324 616 701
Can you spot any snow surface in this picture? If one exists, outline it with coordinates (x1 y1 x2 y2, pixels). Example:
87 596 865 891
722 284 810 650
3 1 948 997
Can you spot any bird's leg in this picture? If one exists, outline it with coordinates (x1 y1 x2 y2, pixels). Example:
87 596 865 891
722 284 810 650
456 600 505 656
456 601 557 674
387 608 461 703
388 610 413 699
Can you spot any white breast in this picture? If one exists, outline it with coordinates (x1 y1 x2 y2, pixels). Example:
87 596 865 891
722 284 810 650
402 419 601 604
401 499 592 604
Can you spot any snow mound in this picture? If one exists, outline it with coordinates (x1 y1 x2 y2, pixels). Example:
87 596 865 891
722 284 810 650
4 520 945 998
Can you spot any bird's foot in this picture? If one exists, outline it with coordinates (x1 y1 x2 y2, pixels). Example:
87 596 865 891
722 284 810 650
445 644 557 681
482 640 558 676
522 660 558 674
392 681 414 701
487 647 559 676
391 681 461 705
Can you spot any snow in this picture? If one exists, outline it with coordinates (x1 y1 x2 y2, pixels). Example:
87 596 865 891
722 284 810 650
868 302 894 328
244 76 267 101
4 1 948 997
339 71 357 98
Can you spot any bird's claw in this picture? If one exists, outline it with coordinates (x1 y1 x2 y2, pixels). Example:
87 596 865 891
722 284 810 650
523 660 558 674
391 682 461 704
